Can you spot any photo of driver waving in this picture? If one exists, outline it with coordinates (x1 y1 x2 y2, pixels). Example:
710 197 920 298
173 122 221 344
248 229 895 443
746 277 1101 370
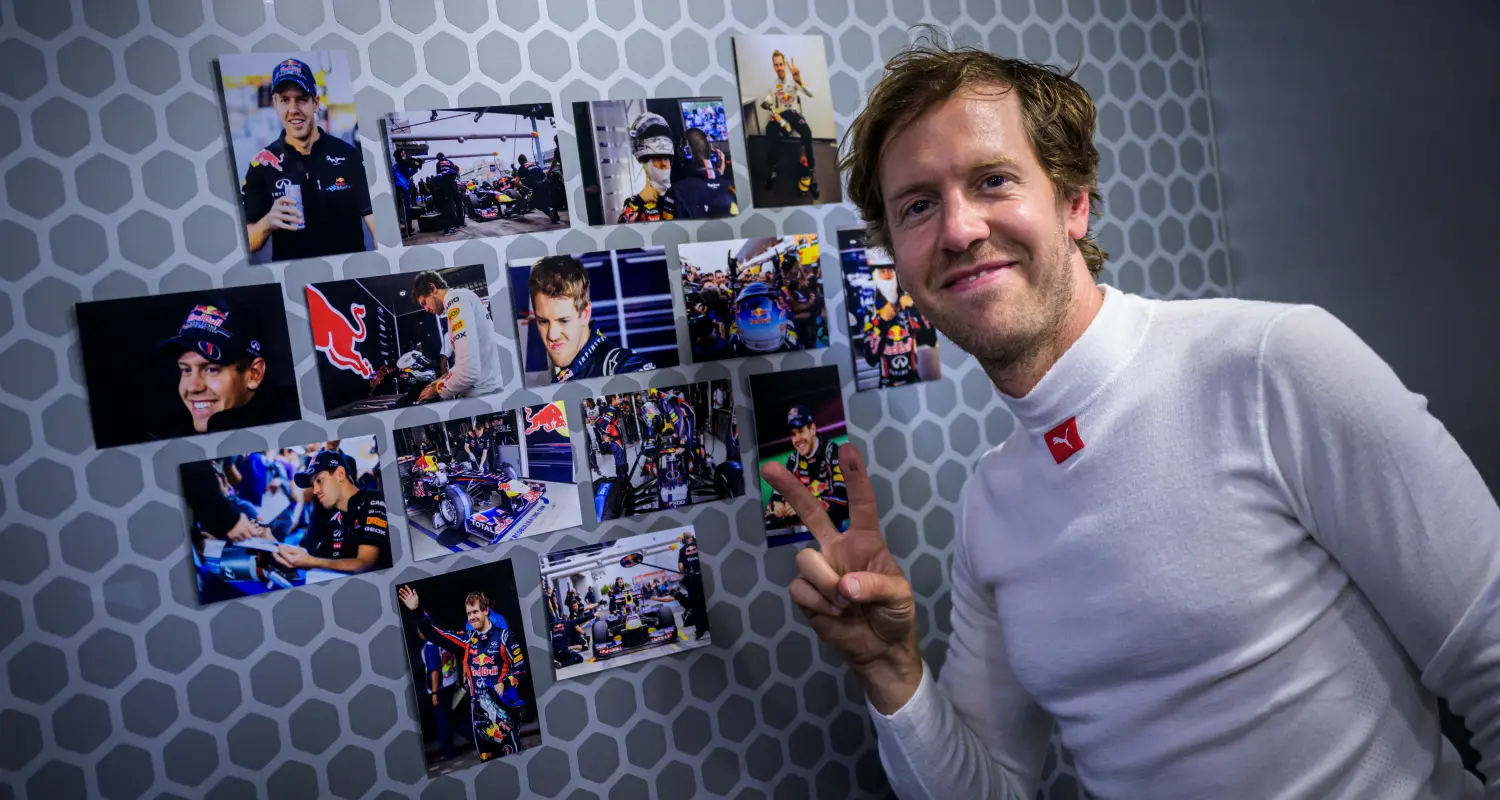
412 270 506 403
272 450 391 574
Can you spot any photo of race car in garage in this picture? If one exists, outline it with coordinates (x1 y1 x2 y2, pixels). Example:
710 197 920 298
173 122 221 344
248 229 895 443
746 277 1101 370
541 526 710 681
582 378 744 522
394 401 582 560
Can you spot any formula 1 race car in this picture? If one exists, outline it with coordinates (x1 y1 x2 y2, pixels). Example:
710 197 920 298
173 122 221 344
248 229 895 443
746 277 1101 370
590 601 681 662
400 456 548 545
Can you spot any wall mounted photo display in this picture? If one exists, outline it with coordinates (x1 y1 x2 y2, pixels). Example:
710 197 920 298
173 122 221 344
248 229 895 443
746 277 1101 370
581 378 744 522
837 227 942 390
395 559 541 776
76 284 304 448
306 265 509 418
571 96 739 225
217 50 376 264
730 34 841 208
384 103 569 244
748 364 850 547
541 525 710 682
392 401 583 560
678 234 831 362
180 435 390 604
509 247 681 386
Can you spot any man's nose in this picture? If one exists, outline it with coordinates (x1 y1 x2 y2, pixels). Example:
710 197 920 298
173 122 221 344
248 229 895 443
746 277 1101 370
938 190 989 254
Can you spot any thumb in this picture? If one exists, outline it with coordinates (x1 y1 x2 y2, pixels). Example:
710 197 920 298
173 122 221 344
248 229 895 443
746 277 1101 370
838 571 912 610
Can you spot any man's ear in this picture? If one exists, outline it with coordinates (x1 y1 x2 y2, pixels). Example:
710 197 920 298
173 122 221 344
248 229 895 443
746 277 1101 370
1065 188 1092 242
581 302 593 325
246 357 267 391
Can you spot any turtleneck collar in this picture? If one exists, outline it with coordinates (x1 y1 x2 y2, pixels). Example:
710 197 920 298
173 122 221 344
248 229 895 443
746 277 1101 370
999 283 1154 435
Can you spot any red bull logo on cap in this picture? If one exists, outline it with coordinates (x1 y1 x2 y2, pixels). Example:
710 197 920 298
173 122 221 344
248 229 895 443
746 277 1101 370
279 59 302 70
524 402 568 436
306 285 373 379
252 149 282 172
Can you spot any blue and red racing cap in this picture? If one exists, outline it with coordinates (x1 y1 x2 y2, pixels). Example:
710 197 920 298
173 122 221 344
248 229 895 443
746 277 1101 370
157 299 263 365
270 57 317 96
294 450 355 488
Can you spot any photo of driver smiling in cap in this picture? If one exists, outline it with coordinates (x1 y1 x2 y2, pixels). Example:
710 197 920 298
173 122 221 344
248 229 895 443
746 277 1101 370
152 296 296 437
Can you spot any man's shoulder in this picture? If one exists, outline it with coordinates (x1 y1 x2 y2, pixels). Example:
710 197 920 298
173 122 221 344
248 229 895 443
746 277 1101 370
1136 292 1304 372
317 133 363 157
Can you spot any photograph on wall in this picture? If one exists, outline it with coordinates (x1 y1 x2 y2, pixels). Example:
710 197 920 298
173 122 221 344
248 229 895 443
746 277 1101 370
541 526 709 682
582 379 744 522
571 97 738 225
509 248 680 386
393 401 582 560
307 266 507 418
180 436 390 605
731 34 841 207
217 50 376 264
838 227 942 390
76 285 303 448
384 104 568 245
396 559 541 776
749 365 850 547
679 234 830 362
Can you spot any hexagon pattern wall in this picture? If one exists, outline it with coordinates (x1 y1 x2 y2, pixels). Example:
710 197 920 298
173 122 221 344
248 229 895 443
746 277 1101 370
0 0 1230 798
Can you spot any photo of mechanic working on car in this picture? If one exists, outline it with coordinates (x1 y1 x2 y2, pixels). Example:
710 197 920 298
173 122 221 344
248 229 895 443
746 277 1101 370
509 248 681 386
679 234 830 362
581 378 745 523
396 559 540 777
179 436 391 604
749 365 850 548
541 526 710 682
306 264 507 419
837 226 942 391
384 103 567 245
392 402 582 561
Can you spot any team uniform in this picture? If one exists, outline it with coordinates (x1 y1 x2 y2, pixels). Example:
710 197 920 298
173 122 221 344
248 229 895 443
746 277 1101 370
299 489 390 566
516 160 561 222
862 290 939 388
760 81 817 195
413 611 529 761
766 437 848 541
242 131 372 259
551 328 656 383
670 152 738 220
618 191 676 224
434 287 505 400
433 157 465 230
592 402 628 476
676 538 708 638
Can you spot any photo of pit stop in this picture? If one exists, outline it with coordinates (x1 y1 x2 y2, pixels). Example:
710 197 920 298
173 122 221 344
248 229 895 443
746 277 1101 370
749 365 851 548
582 379 745 523
393 401 582 561
216 50 376 264
179 436 391 605
306 265 507 418
396 559 540 777
679 234 830 362
384 103 568 245
541 526 710 682
838 227 942 391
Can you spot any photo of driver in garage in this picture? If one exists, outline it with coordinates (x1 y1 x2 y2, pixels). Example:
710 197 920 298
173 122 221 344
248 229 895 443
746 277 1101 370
540 526 712 682
412 269 506 403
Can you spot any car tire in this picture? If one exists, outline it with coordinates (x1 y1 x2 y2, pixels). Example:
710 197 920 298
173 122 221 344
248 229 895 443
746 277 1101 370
439 484 474 537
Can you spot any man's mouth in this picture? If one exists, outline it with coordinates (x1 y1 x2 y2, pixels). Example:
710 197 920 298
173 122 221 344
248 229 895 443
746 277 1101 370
547 340 566 350
188 398 218 416
941 261 1015 291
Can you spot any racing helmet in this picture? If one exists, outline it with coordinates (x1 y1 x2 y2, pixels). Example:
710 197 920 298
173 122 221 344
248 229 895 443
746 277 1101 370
628 112 675 162
733 282 789 353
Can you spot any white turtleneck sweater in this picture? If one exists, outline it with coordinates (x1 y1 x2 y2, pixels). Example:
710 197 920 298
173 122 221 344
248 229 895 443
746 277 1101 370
871 285 1500 798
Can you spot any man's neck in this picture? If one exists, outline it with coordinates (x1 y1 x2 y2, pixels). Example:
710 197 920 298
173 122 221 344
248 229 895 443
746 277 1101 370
985 270 1105 399
475 620 491 635
285 125 320 156
334 484 354 512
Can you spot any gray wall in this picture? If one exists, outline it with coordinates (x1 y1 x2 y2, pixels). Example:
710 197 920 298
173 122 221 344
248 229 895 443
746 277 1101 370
1200 0 1500 495
0 1 1228 798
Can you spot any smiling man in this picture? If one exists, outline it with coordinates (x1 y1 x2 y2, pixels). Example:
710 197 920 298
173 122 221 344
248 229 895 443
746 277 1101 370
763 32 1500 799
527 255 655 382
153 298 294 438
240 57 375 261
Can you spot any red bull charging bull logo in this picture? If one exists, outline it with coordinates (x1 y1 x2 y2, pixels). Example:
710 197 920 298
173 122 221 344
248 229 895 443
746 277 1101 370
306 285 373 378
252 149 282 171
750 306 770 323
524 402 568 436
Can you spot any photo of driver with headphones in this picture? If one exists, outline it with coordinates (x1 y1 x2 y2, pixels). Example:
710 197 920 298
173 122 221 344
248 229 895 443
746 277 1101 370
678 235 830 363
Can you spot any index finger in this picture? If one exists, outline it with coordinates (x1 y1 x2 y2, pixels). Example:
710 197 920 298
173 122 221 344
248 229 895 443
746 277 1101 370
762 461 841 548
838 442 879 533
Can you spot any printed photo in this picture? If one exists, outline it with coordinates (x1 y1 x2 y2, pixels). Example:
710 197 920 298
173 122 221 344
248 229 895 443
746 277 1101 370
731 34 841 207
541 526 709 681
217 50 375 264
307 265 508 418
76 285 303 448
748 365 850 547
838 227 942 390
679 235 830 362
396 559 541 776
572 97 738 225
385 104 568 245
393 402 582 560
180 436 390 604
582 379 744 522
509 248 680 386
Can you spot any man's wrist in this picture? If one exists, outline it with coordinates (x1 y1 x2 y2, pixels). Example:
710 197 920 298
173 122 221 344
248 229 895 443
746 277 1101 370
852 646 924 716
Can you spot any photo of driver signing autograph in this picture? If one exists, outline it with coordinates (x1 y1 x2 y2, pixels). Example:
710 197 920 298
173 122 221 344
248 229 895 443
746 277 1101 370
509 248 681 386
750 365 850 548
217 50 376 264
76 285 303 448
179 436 390 605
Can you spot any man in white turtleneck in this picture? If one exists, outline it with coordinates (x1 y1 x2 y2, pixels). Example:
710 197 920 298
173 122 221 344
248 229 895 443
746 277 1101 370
762 33 1499 799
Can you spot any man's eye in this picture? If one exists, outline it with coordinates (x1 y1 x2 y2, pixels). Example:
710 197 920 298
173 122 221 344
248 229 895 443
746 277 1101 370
983 174 1009 188
904 200 932 218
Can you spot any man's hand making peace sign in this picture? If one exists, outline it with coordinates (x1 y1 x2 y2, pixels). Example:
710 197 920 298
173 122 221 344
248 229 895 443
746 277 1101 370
762 441 924 714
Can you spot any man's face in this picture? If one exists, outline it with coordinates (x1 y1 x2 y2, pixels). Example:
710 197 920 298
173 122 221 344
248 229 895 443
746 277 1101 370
532 293 592 368
773 54 787 80
878 88 1089 369
790 422 818 458
273 86 316 140
416 290 442 315
310 468 346 509
466 601 490 632
177 351 263 433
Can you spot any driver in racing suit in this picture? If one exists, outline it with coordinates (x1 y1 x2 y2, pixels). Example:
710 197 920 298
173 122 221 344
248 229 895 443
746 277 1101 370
528 255 656 382
413 270 506 403
590 398 628 478
398 585 530 761
861 264 940 388
617 112 677 223
765 405 848 544
759 50 819 199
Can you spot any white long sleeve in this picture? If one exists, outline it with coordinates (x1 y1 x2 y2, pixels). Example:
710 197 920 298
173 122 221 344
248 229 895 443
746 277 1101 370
437 287 505 400
868 285 1496 799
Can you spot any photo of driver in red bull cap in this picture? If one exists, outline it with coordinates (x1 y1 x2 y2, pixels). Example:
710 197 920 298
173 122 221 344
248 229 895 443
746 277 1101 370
749 364 850 548
218 50 375 264
76 284 303 448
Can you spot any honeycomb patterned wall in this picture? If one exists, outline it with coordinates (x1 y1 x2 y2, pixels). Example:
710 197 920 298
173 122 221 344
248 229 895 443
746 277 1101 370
0 0 1231 798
